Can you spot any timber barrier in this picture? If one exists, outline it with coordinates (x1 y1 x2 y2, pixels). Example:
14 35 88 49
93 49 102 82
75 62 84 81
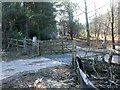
8 38 73 56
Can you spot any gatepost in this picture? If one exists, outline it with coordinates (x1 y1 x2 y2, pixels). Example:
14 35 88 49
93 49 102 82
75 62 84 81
72 39 76 69
23 37 27 54
32 36 38 56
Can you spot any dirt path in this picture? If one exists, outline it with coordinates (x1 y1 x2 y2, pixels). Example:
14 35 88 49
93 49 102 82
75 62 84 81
1 53 72 80
1 65 78 89
1 50 119 81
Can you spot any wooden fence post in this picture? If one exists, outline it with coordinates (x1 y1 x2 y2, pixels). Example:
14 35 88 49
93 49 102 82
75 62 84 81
108 52 113 65
50 39 52 54
23 37 27 54
37 40 40 56
72 39 76 69
61 39 64 54
39 40 41 55
16 39 18 51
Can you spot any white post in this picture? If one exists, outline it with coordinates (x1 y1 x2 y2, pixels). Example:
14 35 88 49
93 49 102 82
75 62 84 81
32 36 37 56
33 36 37 46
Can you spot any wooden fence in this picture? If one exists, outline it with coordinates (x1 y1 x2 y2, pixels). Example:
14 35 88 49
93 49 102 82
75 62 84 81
8 38 33 47
8 38 73 56
7 38 119 88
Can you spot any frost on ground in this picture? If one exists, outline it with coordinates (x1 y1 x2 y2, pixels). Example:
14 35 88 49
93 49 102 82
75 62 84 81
2 65 79 89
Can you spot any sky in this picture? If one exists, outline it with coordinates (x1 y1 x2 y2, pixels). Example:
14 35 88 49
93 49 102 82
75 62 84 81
70 0 119 24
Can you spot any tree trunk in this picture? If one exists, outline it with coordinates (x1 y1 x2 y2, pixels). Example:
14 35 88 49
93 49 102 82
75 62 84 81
2 19 8 50
24 2 28 38
0 3 1 51
63 24 66 36
111 0 115 49
20 23 23 34
118 2 120 43
94 1 97 40
102 30 107 49
70 30 73 40
25 21 28 38
97 23 101 40
70 22 73 40
68 3 73 40
84 0 90 46
37 19 40 39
